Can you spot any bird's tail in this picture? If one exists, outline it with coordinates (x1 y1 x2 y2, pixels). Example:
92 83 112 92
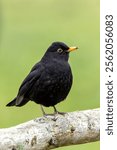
6 97 29 107
6 97 17 106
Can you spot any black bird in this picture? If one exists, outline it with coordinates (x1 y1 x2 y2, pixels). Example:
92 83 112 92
6 42 77 115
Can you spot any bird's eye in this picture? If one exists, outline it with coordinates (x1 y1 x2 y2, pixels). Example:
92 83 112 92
57 48 63 53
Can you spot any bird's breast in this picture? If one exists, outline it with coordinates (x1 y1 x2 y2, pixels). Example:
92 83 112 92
45 60 72 79
44 61 73 91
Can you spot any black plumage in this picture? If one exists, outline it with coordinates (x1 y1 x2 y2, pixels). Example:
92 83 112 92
6 42 77 115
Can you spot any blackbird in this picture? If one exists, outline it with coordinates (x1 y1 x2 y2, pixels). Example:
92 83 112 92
6 42 77 115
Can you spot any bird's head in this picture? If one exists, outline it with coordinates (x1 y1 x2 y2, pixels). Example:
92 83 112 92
43 42 78 62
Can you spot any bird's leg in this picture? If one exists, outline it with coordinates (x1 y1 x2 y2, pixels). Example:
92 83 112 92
53 105 58 113
53 106 66 115
40 105 46 116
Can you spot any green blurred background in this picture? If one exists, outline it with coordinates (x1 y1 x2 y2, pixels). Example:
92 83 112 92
0 0 99 149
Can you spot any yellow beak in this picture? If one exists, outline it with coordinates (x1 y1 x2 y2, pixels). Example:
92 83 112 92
67 46 78 52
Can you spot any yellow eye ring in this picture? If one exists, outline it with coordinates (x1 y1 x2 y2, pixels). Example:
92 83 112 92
57 48 63 53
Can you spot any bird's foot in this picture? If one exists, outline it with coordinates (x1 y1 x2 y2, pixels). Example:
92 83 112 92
40 105 66 117
44 113 55 116
43 112 65 121
53 106 66 115
54 111 66 115
43 113 57 121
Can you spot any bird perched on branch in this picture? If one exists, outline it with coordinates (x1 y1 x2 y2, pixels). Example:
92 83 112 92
6 42 77 115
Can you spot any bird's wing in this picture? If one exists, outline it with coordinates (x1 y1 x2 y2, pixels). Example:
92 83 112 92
16 62 44 105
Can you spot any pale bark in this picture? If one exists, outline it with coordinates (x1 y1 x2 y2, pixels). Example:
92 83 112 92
0 109 99 150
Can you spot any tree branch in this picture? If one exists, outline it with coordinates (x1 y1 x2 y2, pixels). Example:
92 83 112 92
0 108 100 150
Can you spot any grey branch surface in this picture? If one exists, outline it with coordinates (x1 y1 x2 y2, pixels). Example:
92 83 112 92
0 109 100 150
